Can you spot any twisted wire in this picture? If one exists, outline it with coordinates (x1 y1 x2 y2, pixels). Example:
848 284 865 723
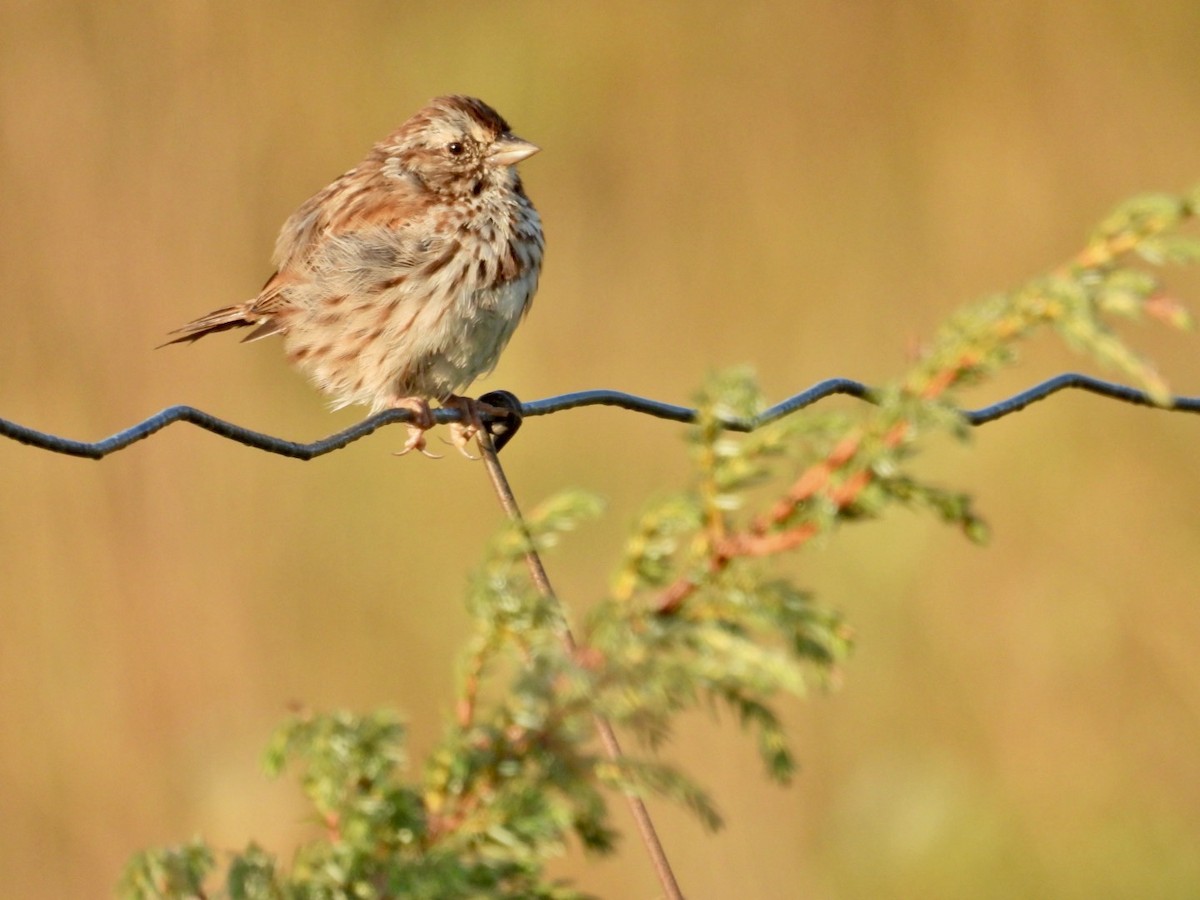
1 373 1197 461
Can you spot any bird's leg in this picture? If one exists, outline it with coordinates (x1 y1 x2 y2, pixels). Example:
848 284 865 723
389 397 440 458
442 395 509 459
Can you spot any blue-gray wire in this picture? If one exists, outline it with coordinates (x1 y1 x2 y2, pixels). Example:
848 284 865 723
0 374 1196 461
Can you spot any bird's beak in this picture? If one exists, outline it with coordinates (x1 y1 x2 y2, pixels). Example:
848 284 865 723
488 136 540 167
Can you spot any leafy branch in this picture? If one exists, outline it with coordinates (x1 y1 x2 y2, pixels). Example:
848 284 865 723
120 186 1199 899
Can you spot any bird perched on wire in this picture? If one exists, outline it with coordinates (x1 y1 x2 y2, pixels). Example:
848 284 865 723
165 95 543 456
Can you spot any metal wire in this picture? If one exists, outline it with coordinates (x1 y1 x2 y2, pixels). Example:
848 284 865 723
0 373 1197 460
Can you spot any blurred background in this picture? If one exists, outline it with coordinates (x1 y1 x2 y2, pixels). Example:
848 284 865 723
2 2 1199 897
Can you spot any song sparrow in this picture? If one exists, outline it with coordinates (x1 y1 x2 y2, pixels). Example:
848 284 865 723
165 95 544 455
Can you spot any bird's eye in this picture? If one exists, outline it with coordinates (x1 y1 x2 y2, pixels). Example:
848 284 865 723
447 141 465 156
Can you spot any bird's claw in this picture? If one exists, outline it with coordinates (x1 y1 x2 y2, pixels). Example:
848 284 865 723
443 395 490 459
444 423 480 459
388 397 442 458
393 424 443 458
389 394 519 459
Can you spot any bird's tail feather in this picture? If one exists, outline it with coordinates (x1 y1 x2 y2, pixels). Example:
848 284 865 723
159 305 258 347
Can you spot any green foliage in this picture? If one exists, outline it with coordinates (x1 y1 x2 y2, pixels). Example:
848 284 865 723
121 841 215 899
121 187 1198 898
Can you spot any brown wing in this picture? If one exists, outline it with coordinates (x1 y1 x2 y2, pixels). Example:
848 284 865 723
165 152 431 347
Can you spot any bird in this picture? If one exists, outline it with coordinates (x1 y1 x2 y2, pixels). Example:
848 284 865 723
164 95 544 456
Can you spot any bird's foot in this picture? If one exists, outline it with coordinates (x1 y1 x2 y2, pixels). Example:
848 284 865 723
389 397 441 458
441 395 512 459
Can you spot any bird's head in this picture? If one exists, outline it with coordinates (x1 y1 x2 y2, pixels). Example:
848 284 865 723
381 95 539 199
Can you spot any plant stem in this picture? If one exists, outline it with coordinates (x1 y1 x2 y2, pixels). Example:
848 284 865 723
476 430 685 900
